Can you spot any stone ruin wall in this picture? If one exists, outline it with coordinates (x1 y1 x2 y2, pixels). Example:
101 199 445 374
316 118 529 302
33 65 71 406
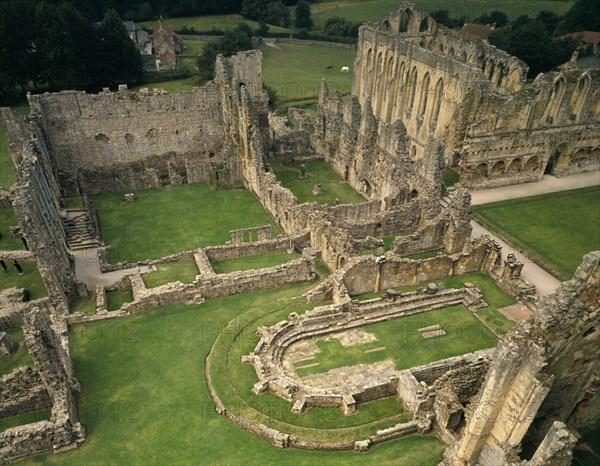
1 109 78 308
443 251 600 466
25 50 269 196
351 3 600 189
0 308 85 464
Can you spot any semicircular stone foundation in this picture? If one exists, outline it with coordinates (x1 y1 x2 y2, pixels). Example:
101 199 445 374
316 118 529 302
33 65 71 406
242 284 486 415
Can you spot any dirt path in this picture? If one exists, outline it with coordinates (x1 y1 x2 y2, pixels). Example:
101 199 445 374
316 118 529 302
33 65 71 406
470 172 599 205
73 248 151 290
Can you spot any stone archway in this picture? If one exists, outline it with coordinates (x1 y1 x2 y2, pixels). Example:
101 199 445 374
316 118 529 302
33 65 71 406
545 143 570 174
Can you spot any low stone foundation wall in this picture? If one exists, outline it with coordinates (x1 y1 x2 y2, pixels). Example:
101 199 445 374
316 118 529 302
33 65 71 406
244 285 485 413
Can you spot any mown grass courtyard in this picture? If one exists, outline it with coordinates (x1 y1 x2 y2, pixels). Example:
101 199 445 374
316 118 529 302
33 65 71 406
473 186 600 279
295 306 497 377
211 250 301 274
91 183 281 264
0 327 33 376
25 284 446 465
271 159 366 205
353 273 516 336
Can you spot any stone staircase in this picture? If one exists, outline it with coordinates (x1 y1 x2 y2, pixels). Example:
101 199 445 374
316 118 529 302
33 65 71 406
440 195 451 209
63 212 100 250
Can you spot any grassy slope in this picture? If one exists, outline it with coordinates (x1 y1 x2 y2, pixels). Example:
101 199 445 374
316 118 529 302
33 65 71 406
474 186 600 279
260 43 355 103
211 251 301 274
131 77 198 93
26 285 445 465
0 125 16 190
296 305 497 377
91 184 281 263
272 160 366 205
143 261 199 288
0 327 34 376
311 0 574 27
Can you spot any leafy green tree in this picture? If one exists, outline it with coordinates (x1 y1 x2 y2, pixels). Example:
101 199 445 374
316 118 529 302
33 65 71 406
536 10 560 35
89 9 143 89
555 0 600 35
475 11 508 28
266 1 291 27
430 10 452 28
241 0 268 21
138 2 154 21
489 20 578 78
295 1 312 30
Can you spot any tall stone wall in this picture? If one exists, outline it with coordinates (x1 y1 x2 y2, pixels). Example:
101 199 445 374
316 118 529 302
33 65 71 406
349 2 599 188
443 251 600 465
1 110 77 307
23 51 269 196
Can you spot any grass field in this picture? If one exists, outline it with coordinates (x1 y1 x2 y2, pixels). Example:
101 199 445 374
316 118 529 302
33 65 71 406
211 250 301 274
260 43 355 103
0 262 47 301
0 327 34 376
106 290 133 311
137 14 291 34
353 272 516 336
143 261 199 288
272 160 366 205
295 305 497 377
473 186 600 279
0 410 51 431
182 39 210 56
70 293 97 316
91 183 281 264
0 207 24 251
132 76 198 93
311 0 574 28
25 284 446 465
0 126 16 190
444 168 459 187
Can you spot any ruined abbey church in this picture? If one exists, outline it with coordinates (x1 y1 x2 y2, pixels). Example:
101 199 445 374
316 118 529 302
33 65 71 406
1 3 598 464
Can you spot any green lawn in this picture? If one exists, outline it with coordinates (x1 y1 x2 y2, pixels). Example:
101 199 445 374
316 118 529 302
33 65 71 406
91 183 281 263
296 305 497 377
182 39 210 56
132 76 198 93
106 290 133 311
260 43 356 103
404 250 443 260
0 261 47 301
143 261 199 288
137 14 291 34
272 160 366 205
0 126 16 190
311 0 573 28
26 284 446 465
473 186 600 279
0 207 24 251
211 250 300 274
275 98 318 114
0 327 34 376
353 272 515 336
0 410 51 431
444 168 459 187
70 293 97 316
63 196 84 209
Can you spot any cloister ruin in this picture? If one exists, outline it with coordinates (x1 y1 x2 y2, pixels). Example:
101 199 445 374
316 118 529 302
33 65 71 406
1 3 598 464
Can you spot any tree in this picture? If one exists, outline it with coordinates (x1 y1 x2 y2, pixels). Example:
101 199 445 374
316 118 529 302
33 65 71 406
474 11 508 28
138 2 154 21
35 2 85 91
323 17 356 37
536 10 560 35
430 10 452 28
266 1 291 28
489 20 578 78
242 0 268 22
295 1 312 30
555 0 600 35
90 9 143 89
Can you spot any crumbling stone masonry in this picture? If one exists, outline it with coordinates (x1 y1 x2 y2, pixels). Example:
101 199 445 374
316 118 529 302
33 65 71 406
0 308 85 463
443 251 600 465
345 2 599 188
